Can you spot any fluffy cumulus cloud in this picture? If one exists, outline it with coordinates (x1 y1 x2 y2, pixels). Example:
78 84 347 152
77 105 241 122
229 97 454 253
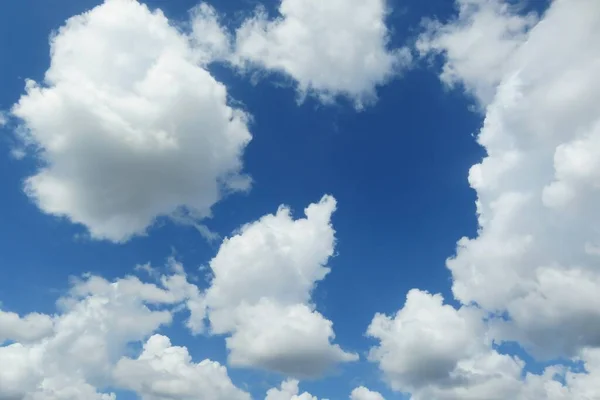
11 0 252 243
366 291 592 400
350 387 385 400
114 334 250 400
265 379 317 400
205 195 357 377
430 0 600 359
367 290 492 393
367 0 600 398
233 0 411 107
0 309 53 344
0 263 248 400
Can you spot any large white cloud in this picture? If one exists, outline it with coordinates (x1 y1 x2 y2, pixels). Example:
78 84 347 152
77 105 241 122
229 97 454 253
233 0 411 107
11 0 252 243
366 0 600 398
427 0 600 360
0 263 247 400
205 195 357 377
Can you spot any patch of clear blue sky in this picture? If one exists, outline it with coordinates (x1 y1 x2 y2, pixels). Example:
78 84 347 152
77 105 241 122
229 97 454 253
0 0 547 398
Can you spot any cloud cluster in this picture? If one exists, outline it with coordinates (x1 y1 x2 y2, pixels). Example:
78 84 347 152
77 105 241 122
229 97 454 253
12 0 252 243
0 251 371 399
368 0 600 398
0 262 249 400
204 195 357 377
6 0 600 398
10 0 414 244
0 194 367 399
232 0 411 107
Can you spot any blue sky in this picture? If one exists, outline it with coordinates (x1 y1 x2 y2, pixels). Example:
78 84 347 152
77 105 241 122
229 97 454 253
1 0 599 399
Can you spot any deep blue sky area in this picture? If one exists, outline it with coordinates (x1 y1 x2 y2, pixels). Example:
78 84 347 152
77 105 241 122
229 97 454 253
0 1 487 398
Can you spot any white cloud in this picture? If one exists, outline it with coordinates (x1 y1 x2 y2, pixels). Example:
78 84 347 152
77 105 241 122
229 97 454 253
0 264 248 400
434 0 600 360
205 195 357 377
366 0 600 398
0 309 53 344
233 0 411 107
350 387 385 400
417 0 536 104
114 334 250 400
22 376 117 400
11 0 252 243
265 379 318 400
189 3 232 63
226 299 356 377
366 290 590 400
367 290 517 396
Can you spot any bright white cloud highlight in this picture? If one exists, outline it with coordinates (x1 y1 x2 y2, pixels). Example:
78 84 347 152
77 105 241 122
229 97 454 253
233 0 411 107
11 0 252 243
205 195 357 377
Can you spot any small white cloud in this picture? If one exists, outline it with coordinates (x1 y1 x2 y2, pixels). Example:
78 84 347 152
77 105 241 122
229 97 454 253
233 0 411 108
350 386 385 400
114 334 250 400
189 3 233 63
265 379 318 400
